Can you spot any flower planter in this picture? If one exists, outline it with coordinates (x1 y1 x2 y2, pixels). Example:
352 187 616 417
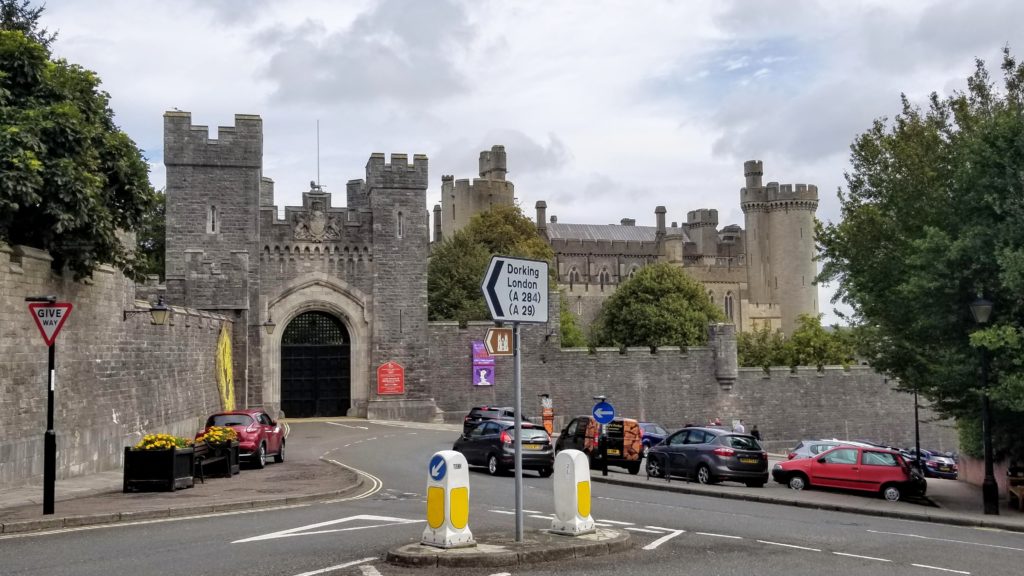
194 440 240 479
123 446 195 492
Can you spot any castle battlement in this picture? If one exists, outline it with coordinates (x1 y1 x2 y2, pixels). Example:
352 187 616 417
365 152 429 190
163 111 262 168
686 208 719 228
741 181 819 208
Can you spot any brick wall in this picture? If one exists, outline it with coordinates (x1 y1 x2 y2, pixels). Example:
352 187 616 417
0 245 227 489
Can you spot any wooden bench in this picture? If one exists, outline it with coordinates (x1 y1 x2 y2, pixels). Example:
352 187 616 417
1008 466 1024 511
193 441 240 483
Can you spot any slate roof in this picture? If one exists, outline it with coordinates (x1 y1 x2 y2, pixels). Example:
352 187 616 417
546 222 688 242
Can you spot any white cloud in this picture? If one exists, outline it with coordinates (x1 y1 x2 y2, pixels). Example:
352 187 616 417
38 0 1024 325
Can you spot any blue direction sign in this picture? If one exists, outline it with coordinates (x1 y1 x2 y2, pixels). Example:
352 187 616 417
429 454 447 482
592 401 615 425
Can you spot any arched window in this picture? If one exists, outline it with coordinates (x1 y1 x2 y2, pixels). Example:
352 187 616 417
708 290 715 305
725 291 734 321
397 211 404 238
628 267 637 279
569 266 581 285
599 267 610 290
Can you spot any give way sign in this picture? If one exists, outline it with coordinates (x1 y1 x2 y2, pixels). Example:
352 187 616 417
28 303 73 346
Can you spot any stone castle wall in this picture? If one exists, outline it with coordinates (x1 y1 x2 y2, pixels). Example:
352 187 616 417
0 245 228 489
425 317 957 453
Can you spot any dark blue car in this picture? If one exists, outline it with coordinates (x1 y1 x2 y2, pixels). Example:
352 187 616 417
639 422 668 458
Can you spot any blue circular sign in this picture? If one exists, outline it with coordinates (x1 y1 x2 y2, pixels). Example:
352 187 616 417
429 454 447 482
592 401 615 424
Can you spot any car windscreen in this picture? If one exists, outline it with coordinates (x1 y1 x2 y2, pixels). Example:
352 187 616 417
208 414 253 427
725 435 761 450
471 409 499 418
515 428 549 441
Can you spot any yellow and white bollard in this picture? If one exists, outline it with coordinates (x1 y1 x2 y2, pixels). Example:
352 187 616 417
550 449 596 535
421 450 475 548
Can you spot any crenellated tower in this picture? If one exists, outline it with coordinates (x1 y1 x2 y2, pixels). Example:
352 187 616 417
439 145 515 240
740 160 819 335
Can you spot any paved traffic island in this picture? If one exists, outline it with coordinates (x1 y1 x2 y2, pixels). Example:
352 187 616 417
387 528 630 568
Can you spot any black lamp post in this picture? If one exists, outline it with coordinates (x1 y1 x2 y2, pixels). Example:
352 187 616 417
969 296 999 515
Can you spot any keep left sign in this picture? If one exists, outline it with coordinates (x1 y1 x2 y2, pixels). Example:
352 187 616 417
28 303 73 346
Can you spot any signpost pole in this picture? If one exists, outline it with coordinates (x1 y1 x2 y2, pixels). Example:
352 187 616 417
513 321 523 542
44 342 55 515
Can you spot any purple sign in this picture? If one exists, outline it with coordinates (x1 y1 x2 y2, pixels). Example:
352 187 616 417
472 340 495 386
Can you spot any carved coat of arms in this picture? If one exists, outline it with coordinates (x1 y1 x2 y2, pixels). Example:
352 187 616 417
293 201 341 242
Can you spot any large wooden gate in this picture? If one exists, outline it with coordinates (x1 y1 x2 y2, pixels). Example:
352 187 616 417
280 311 350 418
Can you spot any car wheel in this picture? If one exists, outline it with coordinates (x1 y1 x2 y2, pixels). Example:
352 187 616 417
487 454 503 476
646 456 665 478
627 462 642 475
696 464 714 485
274 440 285 463
788 474 807 491
882 484 902 502
254 443 266 469
538 467 553 478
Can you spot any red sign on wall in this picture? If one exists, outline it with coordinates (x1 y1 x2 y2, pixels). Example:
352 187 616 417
377 361 405 395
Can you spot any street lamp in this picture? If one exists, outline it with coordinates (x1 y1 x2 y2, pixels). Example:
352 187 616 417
969 296 999 516
123 295 170 325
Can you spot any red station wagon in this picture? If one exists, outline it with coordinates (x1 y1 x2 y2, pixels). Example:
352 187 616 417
197 409 285 469
772 444 926 502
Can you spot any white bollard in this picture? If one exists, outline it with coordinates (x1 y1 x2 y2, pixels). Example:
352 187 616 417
421 450 475 548
550 449 596 536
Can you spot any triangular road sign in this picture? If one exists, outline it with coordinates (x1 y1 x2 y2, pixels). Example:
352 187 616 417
28 302 73 346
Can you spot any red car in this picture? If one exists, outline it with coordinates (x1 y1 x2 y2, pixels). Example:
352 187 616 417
771 444 926 502
198 409 285 468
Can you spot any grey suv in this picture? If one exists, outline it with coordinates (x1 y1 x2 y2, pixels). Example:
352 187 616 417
646 426 769 487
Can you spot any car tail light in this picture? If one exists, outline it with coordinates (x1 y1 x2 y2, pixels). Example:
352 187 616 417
787 452 796 460
464 415 472 422
713 447 735 457
246 423 259 433
500 431 512 445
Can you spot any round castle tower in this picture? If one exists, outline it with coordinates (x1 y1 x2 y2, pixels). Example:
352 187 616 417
740 160 819 335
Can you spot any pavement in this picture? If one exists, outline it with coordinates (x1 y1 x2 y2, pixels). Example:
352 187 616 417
2 419 1023 560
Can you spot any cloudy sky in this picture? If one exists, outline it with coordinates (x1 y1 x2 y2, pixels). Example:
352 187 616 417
41 0 1024 323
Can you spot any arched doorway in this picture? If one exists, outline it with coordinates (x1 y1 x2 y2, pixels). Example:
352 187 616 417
280 311 350 418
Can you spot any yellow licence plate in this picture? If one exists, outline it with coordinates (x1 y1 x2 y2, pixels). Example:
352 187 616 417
740 458 759 464
607 449 621 456
523 443 542 450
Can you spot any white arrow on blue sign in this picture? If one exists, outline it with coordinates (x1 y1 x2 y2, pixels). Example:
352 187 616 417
592 401 615 425
481 255 549 324
429 454 447 482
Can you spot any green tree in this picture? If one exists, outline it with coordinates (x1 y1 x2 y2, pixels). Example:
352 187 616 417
817 48 1024 460
0 18 155 279
737 324 789 371
427 204 554 323
0 0 56 48
558 292 587 348
590 262 723 350
135 189 165 280
785 314 857 370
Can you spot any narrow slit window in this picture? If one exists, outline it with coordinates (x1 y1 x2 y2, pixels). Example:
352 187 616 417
208 205 218 233
397 211 405 238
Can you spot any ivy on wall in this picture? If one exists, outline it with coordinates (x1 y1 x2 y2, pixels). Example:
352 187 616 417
216 325 235 410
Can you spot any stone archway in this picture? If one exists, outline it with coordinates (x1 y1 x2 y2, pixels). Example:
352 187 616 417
263 273 371 417
280 311 350 417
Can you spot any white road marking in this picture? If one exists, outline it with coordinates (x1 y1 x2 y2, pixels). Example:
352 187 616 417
325 422 369 430
489 510 515 515
596 519 634 526
757 540 821 552
523 509 541 513
488 573 512 576
642 529 685 550
0 504 311 540
833 552 890 562
696 532 742 539
321 460 384 502
593 523 613 527
234 514 421 543
359 565 383 576
645 525 676 532
866 529 1024 553
626 527 664 534
911 564 970 574
529 514 554 520
290 557 376 576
